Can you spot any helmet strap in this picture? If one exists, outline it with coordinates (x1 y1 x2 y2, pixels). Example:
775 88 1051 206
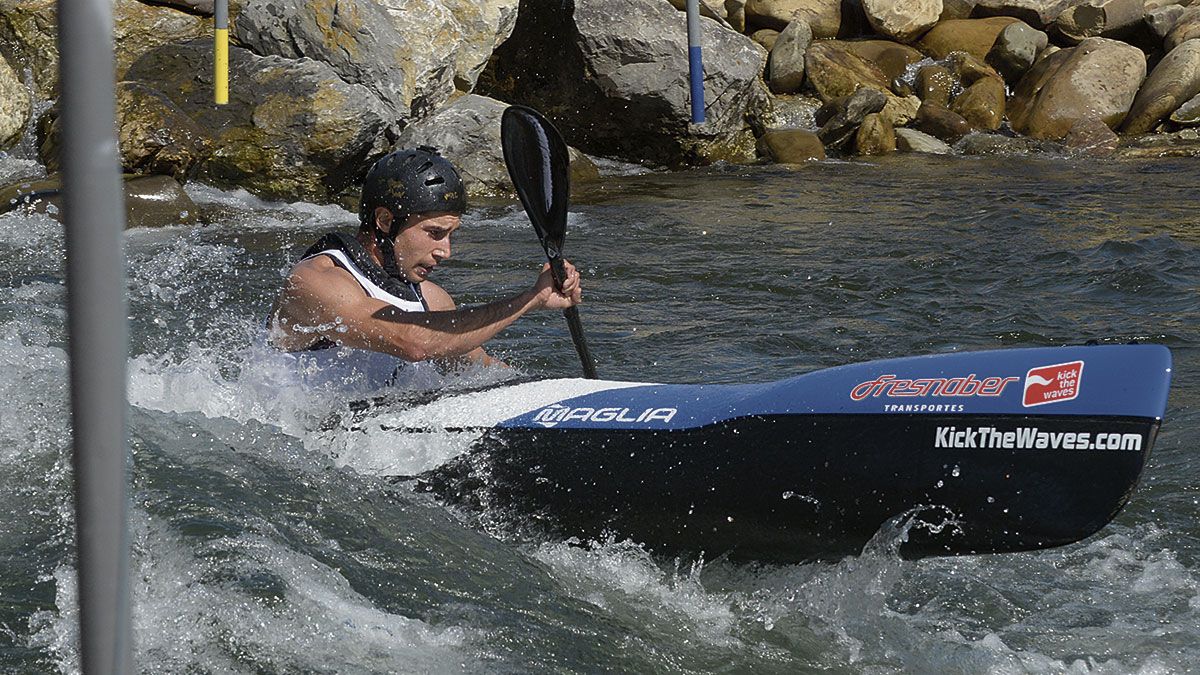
373 226 407 281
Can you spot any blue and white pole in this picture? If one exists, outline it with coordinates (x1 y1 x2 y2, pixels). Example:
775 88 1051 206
686 0 705 124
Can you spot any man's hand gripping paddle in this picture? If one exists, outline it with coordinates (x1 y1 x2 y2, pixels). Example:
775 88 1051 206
500 106 598 379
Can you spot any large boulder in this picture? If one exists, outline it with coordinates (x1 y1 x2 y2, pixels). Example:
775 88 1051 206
232 0 519 120
914 101 973 142
840 40 927 82
894 127 953 152
1146 5 1186 41
40 81 213 179
768 19 813 93
1170 92 1200 124
971 0 1074 30
1053 0 1143 43
1165 7 1200 52
0 0 207 101
1008 46 1072 130
1011 37 1145 139
985 20 1048 82
1122 39 1200 134
0 0 57 100
816 86 888 148
804 40 893 101
0 53 29 150
861 0 943 43
478 0 771 167
114 0 207 77
952 76 1006 129
0 174 199 228
916 64 956 105
854 112 896 154
757 128 827 161
396 94 597 196
125 41 392 202
745 0 843 37
918 17 1021 59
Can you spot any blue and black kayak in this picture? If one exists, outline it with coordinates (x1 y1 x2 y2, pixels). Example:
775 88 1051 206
391 344 1172 561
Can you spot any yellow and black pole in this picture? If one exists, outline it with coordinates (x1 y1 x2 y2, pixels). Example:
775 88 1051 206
214 0 228 104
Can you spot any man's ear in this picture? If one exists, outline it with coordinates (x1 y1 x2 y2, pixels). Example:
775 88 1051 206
374 207 393 236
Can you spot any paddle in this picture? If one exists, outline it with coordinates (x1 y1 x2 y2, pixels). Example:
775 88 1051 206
500 105 598 379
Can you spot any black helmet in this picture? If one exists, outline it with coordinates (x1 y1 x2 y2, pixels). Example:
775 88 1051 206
358 146 467 231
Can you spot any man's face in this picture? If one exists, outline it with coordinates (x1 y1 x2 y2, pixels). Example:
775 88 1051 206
387 210 461 283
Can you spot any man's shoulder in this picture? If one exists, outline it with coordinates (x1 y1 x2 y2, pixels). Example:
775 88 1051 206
420 279 455 310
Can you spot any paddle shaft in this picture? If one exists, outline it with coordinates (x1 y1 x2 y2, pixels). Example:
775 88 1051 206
548 256 597 379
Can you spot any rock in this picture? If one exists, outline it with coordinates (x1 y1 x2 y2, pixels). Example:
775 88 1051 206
1009 45 1072 131
41 82 213 179
804 40 893 101
1115 127 1200 156
234 0 519 119
763 94 824 129
769 19 813 93
1146 6 1186 41
478 0 771 167
894 127 954 152
666 0 729 21
916 64 957 106
880 93 923 127
0 54 30 151
840 40 927 83
1170 91 1200 124
145 0 215 15
918 17 1021 59
861 0 942 42
1054 0 1144 43
986 20 1049 82
972 0 1073 30
757 128 827 160
1122 39 1200 134
945 50 1005 84
727 0 748 31
957 132 1049 153
752 28 782 50
397 94 596 197
817 87 889 148
1165 7 1200 51
854 112 896 154
952 76 1006 129
1012 37 1145 139
914 101 974 142
1064 116 1119 155
745 0 843 36
941 0 979 20
0 174 199 228
0 0 58 100
113 0 207 78
125 41 393 202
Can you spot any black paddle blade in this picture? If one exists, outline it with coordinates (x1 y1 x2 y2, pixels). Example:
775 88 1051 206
501 105 570 257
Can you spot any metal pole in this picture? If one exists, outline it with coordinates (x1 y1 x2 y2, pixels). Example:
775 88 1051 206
214 0 229 104
685 0 705 124
57 0 132 673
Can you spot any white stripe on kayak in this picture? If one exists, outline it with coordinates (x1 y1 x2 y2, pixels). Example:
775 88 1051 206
369 378 651 431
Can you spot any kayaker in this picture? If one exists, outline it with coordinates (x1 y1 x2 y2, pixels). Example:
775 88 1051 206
268 146 582 371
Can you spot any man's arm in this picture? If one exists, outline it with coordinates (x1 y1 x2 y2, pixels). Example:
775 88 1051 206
270 256 580 361
420 281 507 368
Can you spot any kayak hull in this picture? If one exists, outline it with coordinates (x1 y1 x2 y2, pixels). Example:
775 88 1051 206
422 412 1157 560
398 344 1172 560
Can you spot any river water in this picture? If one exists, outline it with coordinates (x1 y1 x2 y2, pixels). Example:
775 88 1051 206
1 153 1197 673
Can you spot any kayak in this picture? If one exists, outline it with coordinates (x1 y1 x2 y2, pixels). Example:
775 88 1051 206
381 344 1173 561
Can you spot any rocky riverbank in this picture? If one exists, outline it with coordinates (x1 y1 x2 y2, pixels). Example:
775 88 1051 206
1 0 1198 221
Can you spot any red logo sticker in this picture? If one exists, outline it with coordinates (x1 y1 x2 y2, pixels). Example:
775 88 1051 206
1023 361 1083 407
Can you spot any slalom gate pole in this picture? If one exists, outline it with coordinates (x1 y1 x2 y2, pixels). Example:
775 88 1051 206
57 0 133 672
685 0 705 124
215 0 229 104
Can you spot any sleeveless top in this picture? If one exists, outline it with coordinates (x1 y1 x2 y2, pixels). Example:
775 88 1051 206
280 231 440 392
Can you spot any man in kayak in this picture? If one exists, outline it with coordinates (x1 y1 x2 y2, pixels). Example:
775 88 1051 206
269 146 582 371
